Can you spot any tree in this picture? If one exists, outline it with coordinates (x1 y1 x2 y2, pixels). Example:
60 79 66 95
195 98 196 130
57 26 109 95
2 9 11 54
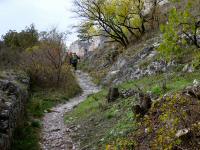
18 24 39 49
74 0 149 47
40 29 67 86
77 21 94 42
2 24 39 50
23 29 69 87
158 0 200 60
2 30 20 48
0 24 39 68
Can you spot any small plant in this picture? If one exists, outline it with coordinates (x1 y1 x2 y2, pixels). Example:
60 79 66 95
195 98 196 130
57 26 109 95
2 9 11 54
11 125 40 150
31 119 41 128
192 50 200 69
151 85 162 95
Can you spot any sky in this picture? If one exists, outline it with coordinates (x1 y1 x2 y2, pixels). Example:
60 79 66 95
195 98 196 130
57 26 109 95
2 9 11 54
0 0 79 46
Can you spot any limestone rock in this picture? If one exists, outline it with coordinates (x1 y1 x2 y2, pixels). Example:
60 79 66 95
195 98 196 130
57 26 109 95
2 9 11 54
103 45 176 85
183 82 200 99
182 64 194 73
120 89 137 98
176 128 190 138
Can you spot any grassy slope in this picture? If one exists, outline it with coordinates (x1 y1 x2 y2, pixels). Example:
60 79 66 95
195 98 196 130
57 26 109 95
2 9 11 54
64 71 200 149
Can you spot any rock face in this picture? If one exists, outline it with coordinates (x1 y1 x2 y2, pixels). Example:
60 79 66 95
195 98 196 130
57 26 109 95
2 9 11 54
69 40 88 57
143 0 169 14
69 36 106 57
102 45 176 85
0 71 29 150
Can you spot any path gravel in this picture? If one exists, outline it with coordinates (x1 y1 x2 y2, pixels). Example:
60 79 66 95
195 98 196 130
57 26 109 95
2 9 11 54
41 71 100 150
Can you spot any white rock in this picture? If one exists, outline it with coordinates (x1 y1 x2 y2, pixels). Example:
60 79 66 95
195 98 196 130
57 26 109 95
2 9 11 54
175 128 190 138
193 79 199 86
110 70 120 75
153 42 160 48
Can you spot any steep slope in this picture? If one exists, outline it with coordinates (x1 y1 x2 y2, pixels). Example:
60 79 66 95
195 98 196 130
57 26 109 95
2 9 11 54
68 3 200 148
65 72 200 149
66 1 200 149
74 26 200 149
80 31 172 85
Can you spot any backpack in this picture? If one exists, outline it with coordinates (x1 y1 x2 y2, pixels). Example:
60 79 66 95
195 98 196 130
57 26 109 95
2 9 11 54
71 55 78 64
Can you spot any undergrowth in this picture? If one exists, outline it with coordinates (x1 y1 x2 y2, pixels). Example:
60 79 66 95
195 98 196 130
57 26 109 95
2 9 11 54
64 71 200 149
11 76 81 150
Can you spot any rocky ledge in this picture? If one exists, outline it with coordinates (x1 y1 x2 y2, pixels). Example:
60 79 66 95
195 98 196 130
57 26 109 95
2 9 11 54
0 71 30 150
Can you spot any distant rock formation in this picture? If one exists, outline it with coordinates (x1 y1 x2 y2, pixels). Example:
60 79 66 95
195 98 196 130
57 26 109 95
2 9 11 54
0 71 30 150
69 36 106 57
69 40 88 57
143 0 169 15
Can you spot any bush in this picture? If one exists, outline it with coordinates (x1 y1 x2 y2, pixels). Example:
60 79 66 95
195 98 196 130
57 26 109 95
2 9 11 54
151 86 162 95
21 29 78 89
158 0 200 60
31 119 41 128
0 47 21 69
0 24 39 69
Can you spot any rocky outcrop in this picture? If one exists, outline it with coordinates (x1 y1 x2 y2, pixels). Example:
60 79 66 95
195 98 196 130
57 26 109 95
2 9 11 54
143 0 169 15
0 71 29 150
69 40 88 57
69 36 106 57
102 45 176 85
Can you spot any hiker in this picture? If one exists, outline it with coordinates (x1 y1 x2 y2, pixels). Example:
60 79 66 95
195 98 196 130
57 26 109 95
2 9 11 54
70 53 80 70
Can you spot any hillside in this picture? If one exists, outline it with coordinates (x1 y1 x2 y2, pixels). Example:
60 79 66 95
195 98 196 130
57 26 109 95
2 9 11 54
64 0 200 149
0 0 200 150
65 30 200 149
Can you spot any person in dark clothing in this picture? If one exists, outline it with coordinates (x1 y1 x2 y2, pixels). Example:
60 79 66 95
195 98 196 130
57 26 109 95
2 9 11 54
70 53 80 70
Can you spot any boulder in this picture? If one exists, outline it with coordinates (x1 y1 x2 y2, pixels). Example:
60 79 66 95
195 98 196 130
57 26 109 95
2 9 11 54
183 82 200 99
182 64 194 73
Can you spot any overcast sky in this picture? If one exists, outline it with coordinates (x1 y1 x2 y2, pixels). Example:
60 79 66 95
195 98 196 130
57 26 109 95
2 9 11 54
0 0 79 46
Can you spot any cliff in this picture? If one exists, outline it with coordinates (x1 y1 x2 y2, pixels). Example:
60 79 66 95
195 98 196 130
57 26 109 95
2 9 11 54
69 36 106 57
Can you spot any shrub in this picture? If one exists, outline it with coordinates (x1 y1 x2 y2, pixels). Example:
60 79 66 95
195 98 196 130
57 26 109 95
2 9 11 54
158 0 200 60
151 85 162 95
0 47 21 69
0 24 39 69
21 29 78 89
31 120 41 128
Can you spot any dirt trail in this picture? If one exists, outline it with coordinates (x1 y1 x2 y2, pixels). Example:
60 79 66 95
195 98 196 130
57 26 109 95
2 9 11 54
41 71 100 150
